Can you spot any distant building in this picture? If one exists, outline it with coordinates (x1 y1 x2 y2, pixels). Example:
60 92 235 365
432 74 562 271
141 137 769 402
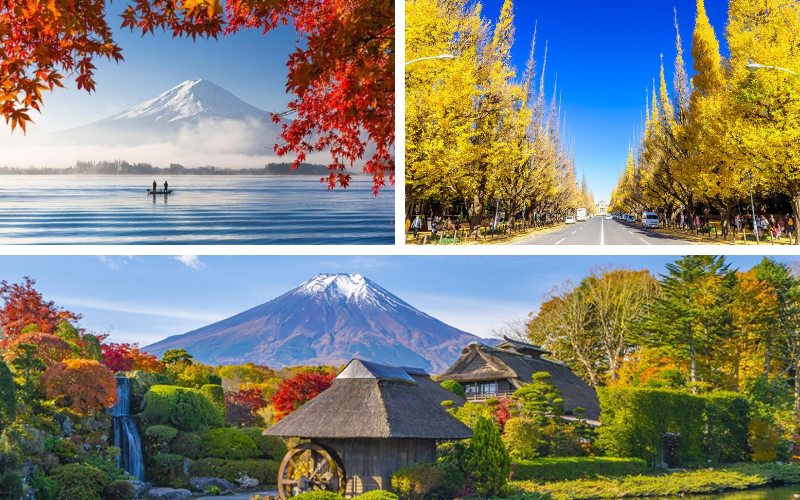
596 201 608 215
438 337 601 423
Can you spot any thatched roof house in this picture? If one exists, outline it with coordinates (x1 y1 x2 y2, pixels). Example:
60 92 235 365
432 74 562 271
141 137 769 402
266 359 472 497
438 338 601 422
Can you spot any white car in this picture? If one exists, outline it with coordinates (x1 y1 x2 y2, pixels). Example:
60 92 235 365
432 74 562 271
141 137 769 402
565 216 576 224
606 215 612 220
642 212 660 228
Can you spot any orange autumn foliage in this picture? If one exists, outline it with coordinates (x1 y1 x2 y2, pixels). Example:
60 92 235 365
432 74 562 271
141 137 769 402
0 277 82 339
39 358 117 414
5 332 72 367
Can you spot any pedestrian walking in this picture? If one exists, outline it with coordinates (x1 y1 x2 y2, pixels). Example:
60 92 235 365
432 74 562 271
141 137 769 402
735 214 741 233
411 215 422 238
695 215 700 229
680 213 685 229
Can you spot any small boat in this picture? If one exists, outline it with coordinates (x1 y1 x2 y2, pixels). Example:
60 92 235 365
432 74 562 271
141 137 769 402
147 189 173 195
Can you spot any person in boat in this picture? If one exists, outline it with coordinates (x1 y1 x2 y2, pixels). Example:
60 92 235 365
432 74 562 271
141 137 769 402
164 181 169 192
152 180 157 192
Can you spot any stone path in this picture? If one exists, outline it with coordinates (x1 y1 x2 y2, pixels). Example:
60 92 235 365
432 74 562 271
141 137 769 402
194 490 279 500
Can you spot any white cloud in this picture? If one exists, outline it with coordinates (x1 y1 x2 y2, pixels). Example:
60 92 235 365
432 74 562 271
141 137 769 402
49 295 225 322
173 255 205 270
98 256 139 269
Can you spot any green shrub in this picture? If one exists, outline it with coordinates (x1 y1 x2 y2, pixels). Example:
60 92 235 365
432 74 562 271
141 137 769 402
432 460 465 499
239 427 288 460
31 469 59 500
78 456 128 482
199 385 226 415
101 480 137 500
170 432 203 459
503 418 542 460
391 462 443 500
145 425 179 443
0 472 24 500
356 492 400 500
293 493 346 500
140 385 224 432
53 439 80 462
464 416 511 497
439 380 466 400
513 457 647 482
149 454 186 487
200 428 260 460
51 463 108 500
204 485 221 496
191 458 280 486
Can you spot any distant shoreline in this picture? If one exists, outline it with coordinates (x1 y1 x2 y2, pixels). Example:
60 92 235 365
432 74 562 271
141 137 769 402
0 161 368 176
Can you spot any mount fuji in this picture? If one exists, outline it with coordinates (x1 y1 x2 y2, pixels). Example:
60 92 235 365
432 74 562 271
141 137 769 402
144 273 483 372
58 79 281 150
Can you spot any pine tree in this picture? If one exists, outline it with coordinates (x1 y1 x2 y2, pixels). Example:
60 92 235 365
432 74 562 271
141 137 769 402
464 416 511 496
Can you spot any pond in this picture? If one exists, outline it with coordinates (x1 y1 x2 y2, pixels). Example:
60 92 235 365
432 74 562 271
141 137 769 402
692 485 800 500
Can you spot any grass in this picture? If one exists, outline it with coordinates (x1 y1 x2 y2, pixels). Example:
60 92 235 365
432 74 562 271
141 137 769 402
405 222 566 245
512 463 800 500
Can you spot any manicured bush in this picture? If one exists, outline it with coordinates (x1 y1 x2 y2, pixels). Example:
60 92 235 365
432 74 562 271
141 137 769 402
464 416 511 497
191 458 280 486
101 480 137 500
597 387 750 466
140 385 224 432
170 432 203 459
51 463 108 500
513 457 647 482
596 388 706 465
200 384 226 415
292 493 345 500
357 492 400 500
0 472 24 500
439 380 466 400
78 456 128 483
239 427 288 460
150 454 186 487
200 428 260 460
144 425 179 443
392 462 443 500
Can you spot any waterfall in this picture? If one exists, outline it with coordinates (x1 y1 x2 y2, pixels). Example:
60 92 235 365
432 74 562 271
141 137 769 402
109 377 145 481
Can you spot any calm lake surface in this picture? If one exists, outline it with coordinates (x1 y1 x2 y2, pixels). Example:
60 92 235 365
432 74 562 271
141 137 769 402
0 175 394 245
686 485 800 500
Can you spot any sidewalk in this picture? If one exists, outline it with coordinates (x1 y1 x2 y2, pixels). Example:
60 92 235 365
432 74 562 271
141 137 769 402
654 225 797 246
405 222 566 245
194 490 278 500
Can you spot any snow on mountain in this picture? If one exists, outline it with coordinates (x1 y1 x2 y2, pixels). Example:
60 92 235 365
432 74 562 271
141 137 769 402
106 79 270 123
144 273 484 373
58 79 280 149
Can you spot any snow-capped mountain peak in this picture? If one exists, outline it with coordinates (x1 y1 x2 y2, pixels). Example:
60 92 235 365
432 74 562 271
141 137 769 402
106 78 269 123
293 273 411 312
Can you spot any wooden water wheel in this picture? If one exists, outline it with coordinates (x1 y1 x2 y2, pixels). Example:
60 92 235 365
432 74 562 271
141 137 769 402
277 443 347 499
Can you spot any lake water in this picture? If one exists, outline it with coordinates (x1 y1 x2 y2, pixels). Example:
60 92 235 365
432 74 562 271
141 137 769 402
690 485 800 500
0 175 394 245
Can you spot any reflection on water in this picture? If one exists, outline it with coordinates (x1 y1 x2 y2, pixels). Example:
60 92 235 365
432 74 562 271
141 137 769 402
693 485 800 500
0 175 394 244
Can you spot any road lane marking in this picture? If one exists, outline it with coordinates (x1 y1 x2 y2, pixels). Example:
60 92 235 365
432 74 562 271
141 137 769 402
601 218 604 245
555 238 566 245
639 238 651 245
572 231 576 235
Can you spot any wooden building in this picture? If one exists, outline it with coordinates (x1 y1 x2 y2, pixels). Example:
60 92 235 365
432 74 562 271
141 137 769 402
265 359 472 498
438 338 601 423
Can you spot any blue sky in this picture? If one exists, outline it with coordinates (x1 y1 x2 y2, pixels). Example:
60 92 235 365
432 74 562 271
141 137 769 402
9 4 299 133
475 0 730 202
0 255 790 350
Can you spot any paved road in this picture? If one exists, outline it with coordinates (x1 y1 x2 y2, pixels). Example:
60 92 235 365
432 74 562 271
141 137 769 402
515 216 690 245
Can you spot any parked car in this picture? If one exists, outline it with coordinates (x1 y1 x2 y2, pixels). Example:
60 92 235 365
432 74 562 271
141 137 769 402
565 215 576 224
606 215 612 220
642 212 660 228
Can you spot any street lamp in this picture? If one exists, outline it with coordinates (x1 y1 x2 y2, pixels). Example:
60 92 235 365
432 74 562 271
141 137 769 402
746 63 800 79
405 54 456 66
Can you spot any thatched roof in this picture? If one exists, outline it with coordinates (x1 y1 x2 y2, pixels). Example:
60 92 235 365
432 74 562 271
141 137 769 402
264 359 472 440
438 343 601 421
496 336 551 358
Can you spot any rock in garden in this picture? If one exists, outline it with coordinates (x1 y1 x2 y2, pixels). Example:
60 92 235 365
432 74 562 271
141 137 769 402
128 480 149 496
146 487 192 499
189 477 236 494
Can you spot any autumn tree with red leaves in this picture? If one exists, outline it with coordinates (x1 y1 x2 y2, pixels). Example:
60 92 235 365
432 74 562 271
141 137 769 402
39 358 117 414
225 387 269 427
0 277 82 339
1 0 394 193
5 332 72 367
270 370 335 421
102 342 165 374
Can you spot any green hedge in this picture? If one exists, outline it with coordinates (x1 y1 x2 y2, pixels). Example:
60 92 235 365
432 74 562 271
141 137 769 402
356 492 400 500
596 388 749 466
439 380 466 400
292 493 345 500
51 463 108 500
191 458 280 486
140 385 224 432
149 454 187 487
239 427 288 460
170 432 202 459
200 428 260 460
144 425 178 443
513 457 647 482
199 384 226 415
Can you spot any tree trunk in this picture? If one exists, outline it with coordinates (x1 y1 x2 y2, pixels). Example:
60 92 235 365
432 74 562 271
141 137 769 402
791 180 800 245
467 193 485 236
690 336 698 394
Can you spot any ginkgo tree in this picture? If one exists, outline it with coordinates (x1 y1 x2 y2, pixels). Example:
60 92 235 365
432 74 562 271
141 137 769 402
0 0 394 194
